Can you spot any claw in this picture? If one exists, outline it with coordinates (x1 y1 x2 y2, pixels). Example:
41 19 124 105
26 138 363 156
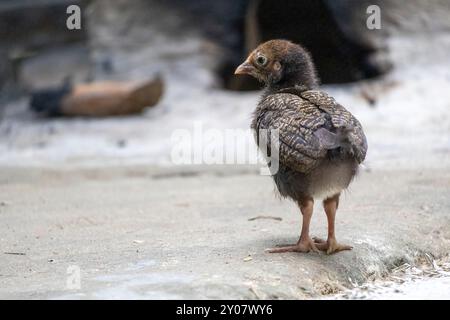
327 242 353 255
313 237 326 244
314 237 353 254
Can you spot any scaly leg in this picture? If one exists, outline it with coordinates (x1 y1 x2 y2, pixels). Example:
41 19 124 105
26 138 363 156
268 197 319 253
314 194 352 254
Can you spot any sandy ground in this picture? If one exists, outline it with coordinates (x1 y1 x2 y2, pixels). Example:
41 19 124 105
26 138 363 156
0 164 449 299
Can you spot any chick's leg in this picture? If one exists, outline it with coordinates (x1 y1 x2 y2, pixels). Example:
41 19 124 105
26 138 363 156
268 197 318 253
314 194 352 254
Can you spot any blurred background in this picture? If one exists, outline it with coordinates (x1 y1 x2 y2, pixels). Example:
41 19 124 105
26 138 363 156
0 0 449 167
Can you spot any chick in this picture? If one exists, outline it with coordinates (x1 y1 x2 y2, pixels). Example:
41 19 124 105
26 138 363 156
235 40 367 254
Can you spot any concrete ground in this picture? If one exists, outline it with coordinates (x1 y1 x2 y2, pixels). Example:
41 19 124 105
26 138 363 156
1 164 449 299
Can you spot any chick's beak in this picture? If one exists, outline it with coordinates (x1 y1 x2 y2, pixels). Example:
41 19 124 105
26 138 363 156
234 61 255 75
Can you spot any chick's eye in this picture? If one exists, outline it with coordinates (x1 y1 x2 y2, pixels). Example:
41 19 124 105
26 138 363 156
256 55 267 66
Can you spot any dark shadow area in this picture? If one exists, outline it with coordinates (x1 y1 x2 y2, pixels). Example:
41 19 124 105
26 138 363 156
222 0 386 91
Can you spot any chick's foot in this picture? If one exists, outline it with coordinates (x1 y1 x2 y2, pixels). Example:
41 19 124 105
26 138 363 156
267 237 319 253
313 237 352 254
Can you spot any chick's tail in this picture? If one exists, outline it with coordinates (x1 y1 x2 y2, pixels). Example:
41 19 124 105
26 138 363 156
313 126 356 158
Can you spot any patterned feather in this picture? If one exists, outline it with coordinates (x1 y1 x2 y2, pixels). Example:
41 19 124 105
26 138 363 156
252 88 367 173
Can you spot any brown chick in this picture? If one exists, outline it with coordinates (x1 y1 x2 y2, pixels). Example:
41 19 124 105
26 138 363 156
235 40 367 254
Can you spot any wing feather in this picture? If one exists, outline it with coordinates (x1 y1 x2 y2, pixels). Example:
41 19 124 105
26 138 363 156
301 90 368 163
253 90 368 173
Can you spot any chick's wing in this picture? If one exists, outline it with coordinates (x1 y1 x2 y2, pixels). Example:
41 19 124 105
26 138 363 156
301 90 368 164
